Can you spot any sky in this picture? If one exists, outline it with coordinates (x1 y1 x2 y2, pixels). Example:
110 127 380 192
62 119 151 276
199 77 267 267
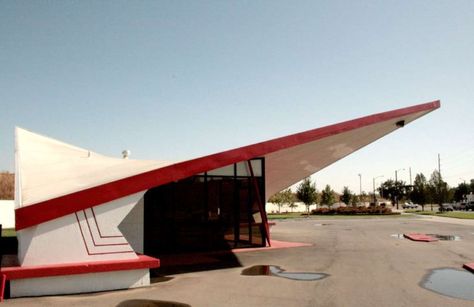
1 1 473 195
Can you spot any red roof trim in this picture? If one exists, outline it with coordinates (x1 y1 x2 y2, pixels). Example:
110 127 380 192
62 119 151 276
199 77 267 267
15 100 440 230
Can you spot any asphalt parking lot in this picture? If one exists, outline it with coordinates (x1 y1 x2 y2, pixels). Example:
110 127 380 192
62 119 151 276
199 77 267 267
4 215 474 307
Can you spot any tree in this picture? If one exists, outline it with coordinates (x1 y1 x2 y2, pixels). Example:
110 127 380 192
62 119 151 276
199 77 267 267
281 189 296 212
428 170 449 208
296 178 318 214
410 173 428 211
359 191 370 204
269 189 296 213
0 171 14 200
453 182 471 202
268 191 285 213
288 202 298 212
351 195 359 207
340 186 353 206
321 185 335 207
378 179 408 207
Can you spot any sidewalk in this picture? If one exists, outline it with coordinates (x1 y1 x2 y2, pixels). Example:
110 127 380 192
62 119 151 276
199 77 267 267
414 214 474 226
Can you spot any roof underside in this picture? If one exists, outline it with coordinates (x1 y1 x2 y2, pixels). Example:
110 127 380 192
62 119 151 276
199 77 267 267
264 109 429 196
15 100 440 230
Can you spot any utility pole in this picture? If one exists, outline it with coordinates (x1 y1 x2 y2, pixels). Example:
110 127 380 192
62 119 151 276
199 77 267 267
395 168 405 210
373 175 384 204
358 174 362 196
438 154 442 207
432 154 441 211
438 154 441 176
409 167 412 186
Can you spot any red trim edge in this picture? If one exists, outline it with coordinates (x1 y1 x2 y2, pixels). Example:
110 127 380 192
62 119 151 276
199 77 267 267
463 262 474 273
0 254 159 280
15 100 440 230
0 274 5 302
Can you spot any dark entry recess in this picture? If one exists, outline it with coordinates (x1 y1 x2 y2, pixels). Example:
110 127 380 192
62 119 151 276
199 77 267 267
144 158 266 256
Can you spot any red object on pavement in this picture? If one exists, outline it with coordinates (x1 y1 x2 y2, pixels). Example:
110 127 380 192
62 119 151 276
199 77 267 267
403 233 438 242
463 262 474 273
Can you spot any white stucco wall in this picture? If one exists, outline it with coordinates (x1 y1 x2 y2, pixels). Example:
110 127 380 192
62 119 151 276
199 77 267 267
10 269 149 297
17 192 144 266
0 200 15 229
266 202 317 213
119 197 144 253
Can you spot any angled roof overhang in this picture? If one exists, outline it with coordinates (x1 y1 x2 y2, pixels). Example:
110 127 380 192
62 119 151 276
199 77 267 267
15 100 440 230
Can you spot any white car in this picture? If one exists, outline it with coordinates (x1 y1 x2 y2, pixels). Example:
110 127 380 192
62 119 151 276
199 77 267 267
402 202 418 209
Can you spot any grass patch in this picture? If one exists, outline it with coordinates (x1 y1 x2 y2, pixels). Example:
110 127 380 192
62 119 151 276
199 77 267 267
405 210 437 215
309 214 406 219
268 213 409 220
312 206 398 216
406 210 474 219
1 228 16 237
268 212 305 219
437 212 474 219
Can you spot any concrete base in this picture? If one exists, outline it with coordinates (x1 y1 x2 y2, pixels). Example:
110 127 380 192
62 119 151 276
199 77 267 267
10 269 149 298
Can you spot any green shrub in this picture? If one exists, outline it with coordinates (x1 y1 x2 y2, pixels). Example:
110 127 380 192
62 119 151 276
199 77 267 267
311 206 397 215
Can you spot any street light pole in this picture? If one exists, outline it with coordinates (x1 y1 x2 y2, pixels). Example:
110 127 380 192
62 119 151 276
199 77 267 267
358 173 362 196
372 175 384 204
395 168 405 210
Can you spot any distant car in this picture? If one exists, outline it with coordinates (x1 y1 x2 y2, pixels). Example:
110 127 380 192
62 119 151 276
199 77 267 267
439 203 454 212
402 202 418 209
453 202 466 211
466 202 474 211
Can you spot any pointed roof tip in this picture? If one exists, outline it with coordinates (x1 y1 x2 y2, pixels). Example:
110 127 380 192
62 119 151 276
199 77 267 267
15 126 32 133
431 99 441 108
15 126 25 135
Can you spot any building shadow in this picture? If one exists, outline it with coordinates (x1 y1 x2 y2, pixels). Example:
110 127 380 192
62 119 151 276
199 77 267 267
151 250 242 276
116 299 191 307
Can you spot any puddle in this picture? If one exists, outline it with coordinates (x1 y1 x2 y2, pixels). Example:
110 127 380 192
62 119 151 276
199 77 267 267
116 299 191 307
421 268 474 301
241 265 328 281
391 234 405 239
314 223 331 226
426 234 461 241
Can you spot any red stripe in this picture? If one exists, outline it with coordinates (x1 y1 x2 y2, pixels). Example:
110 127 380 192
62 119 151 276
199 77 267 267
75 212 92 255
0 255 160 280
15 100 440 230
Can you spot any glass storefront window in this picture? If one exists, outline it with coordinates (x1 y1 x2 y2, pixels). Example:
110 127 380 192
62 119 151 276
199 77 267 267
235 160 262 177
207 164 234 176
144 158 266 255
